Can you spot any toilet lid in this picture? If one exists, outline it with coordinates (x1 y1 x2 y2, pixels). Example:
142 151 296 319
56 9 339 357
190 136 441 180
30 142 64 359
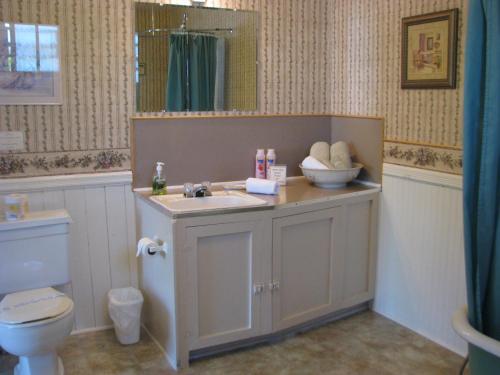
0 287 72 325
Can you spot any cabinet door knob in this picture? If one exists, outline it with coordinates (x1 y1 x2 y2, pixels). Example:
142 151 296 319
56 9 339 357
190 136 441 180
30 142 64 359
269 281 280 290
253 283 264 295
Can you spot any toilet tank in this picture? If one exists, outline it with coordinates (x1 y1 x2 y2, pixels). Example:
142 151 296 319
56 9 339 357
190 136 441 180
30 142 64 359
0 209 72 295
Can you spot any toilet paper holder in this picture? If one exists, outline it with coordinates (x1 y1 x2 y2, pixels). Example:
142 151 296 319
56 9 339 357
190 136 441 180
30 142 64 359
147 244 163 255
137 236 169 257
148 236 168 255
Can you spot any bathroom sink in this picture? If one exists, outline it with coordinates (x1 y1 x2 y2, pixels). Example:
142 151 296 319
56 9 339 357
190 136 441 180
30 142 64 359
151 191 269 215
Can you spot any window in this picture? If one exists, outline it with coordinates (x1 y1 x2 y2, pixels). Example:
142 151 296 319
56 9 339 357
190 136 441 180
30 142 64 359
1 23 59 73
0 22 62 104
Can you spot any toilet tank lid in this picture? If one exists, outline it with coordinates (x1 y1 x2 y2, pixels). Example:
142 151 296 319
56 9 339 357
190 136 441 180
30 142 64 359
0 287 73 325
0 209 72 231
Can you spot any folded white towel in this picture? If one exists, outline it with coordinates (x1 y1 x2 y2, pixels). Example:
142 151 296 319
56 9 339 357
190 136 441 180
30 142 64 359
301 156 329 170
330 141 352 169
246 178 280 195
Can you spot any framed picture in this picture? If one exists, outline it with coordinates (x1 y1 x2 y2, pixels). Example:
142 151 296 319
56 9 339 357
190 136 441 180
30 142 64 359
401 9 458 89
0 22 62 104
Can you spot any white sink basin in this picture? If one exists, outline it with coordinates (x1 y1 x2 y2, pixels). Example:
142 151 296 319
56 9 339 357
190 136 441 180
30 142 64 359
151 191 269 215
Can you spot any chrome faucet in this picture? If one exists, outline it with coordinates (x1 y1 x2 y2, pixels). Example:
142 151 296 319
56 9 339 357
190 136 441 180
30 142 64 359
184 181 212 198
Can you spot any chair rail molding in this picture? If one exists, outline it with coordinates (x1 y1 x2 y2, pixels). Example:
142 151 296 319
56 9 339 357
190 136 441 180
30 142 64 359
382 163 462 190
0 171 132 192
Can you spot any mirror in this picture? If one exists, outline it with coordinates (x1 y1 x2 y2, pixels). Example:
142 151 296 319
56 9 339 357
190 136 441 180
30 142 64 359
135 3 258 113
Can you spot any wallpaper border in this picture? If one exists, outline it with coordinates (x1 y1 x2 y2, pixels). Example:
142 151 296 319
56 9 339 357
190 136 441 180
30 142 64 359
383 141 463 174
0 149 131 177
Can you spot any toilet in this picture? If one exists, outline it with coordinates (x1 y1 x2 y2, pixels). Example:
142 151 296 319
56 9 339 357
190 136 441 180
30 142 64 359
0 210 73 375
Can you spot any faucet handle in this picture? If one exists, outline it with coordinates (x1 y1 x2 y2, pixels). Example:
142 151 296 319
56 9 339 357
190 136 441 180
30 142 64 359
194 181 212 197
183 182 194 197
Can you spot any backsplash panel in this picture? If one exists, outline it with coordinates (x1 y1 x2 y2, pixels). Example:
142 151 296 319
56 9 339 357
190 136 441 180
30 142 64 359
131 115 333 188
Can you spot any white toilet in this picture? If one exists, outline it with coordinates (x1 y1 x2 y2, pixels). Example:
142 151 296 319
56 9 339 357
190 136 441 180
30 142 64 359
0 210 73 375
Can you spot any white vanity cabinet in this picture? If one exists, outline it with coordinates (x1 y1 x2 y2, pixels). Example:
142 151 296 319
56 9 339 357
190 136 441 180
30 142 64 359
135 187 379 370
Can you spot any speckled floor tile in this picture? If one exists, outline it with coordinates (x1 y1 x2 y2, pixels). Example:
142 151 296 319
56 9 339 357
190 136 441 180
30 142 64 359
0 311 467 375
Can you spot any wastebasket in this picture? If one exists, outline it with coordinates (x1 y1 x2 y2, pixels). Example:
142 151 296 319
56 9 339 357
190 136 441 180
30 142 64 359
108 287 144 345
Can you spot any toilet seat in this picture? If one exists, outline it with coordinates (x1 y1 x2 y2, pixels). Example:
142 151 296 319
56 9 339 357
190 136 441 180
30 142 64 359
0 287 73 325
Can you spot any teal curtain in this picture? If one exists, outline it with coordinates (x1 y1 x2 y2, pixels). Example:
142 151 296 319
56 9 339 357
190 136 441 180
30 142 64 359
166 33 217 111
463 0 500 373
166 34 188 111
189 34 216 111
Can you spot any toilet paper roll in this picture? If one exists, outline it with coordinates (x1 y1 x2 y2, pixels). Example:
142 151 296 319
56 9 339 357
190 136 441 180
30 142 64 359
137 238 155 257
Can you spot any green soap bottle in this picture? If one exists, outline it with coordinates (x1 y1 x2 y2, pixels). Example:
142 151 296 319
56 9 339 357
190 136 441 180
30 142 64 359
152 161 167 195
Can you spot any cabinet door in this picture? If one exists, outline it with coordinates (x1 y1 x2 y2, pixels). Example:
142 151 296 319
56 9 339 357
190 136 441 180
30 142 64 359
339 199 378 309
272 207 343 331
185 221 265 350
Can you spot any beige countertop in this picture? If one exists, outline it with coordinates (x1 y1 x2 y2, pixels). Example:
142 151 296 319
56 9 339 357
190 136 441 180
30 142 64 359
247 178 378 207
134 177 380 218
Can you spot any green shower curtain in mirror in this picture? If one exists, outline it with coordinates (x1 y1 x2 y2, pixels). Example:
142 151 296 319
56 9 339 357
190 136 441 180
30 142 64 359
166 33 217 112
166 34 188 111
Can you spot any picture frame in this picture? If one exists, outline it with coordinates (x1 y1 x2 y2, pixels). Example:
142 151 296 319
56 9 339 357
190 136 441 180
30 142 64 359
0 22 62 105
401 9 458 89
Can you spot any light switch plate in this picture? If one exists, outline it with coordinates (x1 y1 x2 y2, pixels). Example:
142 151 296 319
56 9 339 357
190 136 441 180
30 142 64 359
0 131 25 151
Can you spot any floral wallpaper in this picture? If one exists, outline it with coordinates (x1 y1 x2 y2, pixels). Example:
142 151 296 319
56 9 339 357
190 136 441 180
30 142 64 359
0 0 134 176
329 0 466 174
0 0 465 177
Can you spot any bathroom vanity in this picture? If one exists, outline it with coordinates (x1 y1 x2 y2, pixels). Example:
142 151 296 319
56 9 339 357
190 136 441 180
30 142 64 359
134 178 379 369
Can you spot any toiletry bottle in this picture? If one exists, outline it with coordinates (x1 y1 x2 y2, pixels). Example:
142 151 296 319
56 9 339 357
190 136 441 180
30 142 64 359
152 162 167 195
266 149 276 179
255 149 266 179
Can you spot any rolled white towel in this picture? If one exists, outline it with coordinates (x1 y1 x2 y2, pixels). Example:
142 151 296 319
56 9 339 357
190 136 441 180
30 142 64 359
330 141 352 169
301 156 329 170
246 178 280 195
310 141 330 162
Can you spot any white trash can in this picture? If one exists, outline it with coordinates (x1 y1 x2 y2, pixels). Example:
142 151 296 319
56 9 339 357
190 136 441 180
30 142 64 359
108 287 144 345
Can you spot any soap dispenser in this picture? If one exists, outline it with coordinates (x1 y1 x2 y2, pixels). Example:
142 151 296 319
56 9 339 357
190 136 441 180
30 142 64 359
152 162 167 195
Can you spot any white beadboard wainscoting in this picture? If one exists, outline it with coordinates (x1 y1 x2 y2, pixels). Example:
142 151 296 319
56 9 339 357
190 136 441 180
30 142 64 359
374 163 467 356
0 171 137 333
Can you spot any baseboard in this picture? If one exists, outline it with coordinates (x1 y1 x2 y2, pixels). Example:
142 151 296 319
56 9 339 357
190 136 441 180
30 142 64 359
141 323 177 370
374 309 467 358
71 325 113 335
